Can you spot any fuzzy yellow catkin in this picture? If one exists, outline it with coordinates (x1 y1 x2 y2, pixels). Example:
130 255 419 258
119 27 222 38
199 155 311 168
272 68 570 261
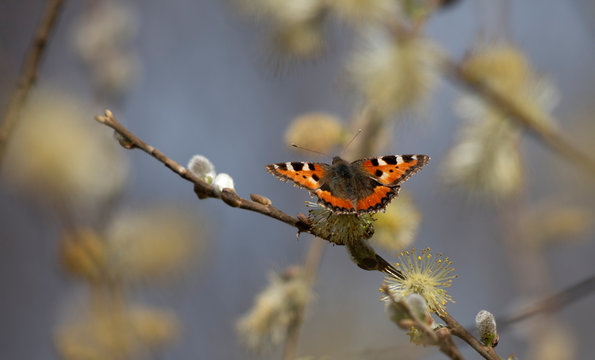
382 248 456 314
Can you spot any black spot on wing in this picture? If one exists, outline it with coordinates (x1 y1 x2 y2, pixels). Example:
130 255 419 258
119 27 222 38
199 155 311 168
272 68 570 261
277 163 287 171
375 169 383 177
312 174 319 181
307 163 315 171
402 155 415 163
291 162 304 171
382 155 398 165
370 158 379 166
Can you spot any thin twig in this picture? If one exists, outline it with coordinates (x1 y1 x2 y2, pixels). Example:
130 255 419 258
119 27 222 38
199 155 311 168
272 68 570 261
96 110 305 228
442 56 595 177
435 328 465 360
0 0 66 166
382 285 438 343
282 238 325 360
95 110 401 273
499 273 595 330
439 312 503 360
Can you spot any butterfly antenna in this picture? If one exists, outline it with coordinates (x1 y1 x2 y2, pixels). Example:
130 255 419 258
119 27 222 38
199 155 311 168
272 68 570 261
291 144 329 157
340 129 362 157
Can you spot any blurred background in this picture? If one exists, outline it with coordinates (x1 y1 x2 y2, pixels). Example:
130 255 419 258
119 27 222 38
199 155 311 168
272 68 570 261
1 0 594 359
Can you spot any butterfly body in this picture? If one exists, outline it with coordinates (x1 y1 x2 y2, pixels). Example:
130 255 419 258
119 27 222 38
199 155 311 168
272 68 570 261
266 154 429 214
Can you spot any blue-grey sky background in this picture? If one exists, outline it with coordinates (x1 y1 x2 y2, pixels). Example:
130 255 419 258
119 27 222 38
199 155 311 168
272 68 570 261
1 0 594 359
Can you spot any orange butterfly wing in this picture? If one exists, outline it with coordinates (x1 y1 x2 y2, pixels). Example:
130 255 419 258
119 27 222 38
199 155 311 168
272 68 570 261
266 155 429 214
358 155 429 186
265 162 328 190
355 185 397 213
314 188 356 212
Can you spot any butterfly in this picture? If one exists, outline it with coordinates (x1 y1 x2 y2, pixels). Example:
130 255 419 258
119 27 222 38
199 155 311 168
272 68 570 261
266 154 429 214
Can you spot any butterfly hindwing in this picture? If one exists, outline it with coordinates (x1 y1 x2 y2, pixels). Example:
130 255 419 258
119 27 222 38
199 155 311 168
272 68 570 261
357 155 429 186
314 188 355 212
265 162 328 190
355 185 399 213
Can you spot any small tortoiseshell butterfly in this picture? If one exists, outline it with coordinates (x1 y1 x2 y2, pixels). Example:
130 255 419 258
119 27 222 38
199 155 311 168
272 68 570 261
266 155 429 214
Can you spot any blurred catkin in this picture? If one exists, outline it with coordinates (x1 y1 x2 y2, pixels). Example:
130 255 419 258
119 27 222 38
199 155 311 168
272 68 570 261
349 34 440 119
442 43 558 199
72 1 140 97
371 194 421 252
2 87 128 208
56 300 179 360
285 112 345 154
236 268 311 352
103 206 205 284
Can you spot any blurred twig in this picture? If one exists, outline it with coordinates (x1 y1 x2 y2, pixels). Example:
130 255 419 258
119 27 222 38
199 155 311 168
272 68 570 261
385 13 595 177
0 0 66 167
498 273 595 331
441 56 595 177
282 238 325 360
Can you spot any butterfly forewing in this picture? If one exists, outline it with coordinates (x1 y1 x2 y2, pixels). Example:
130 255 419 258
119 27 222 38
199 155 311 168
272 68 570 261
265 162 328 190
358 155 429 186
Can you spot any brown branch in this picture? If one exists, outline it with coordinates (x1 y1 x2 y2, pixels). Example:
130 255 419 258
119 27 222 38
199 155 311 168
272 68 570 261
0 0 66 166
435 327 465 360
441 56 595 177
439 312 503 360
96 110 306 229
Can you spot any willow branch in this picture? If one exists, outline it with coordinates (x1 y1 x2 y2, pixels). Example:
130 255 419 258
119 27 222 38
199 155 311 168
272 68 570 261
95 110 400 271
439 312 503 360
96 110 306 227
441 56 595 177
0 0 66 166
